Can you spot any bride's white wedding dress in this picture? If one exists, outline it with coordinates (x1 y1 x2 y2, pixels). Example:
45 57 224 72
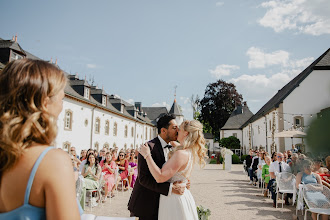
158 150 198 220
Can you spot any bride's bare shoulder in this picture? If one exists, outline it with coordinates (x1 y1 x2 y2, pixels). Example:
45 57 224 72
173 149 190 158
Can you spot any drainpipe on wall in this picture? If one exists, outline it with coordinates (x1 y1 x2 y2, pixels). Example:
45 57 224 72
90 106 96 149
265 116 268 153
134 121 137 149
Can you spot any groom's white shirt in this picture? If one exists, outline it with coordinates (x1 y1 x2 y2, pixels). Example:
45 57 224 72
158 135 173 196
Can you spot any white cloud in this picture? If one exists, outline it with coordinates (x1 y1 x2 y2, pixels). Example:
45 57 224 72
258 0 330 35
209 64 240 78
151 102 171 110
180 96 190 105
216 2 224 7
247 47 289 69
86 63 98 69
230 50 314 113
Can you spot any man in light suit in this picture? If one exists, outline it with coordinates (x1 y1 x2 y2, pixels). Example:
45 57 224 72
128 114 186 220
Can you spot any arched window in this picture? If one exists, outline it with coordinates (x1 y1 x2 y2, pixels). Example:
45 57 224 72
131 144 133 149
105 120 110 135
113 122 117 136
95 118 100 134
104 143 109 149
124 144 127 150
63 141 71 152
94 142 99 152
124 125 128 138
145 127 148 140
150 128 152 139
113 143 117 148
131 127 134 137
64 110 73 130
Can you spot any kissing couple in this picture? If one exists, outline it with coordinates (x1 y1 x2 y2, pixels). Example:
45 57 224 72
128 113 206 220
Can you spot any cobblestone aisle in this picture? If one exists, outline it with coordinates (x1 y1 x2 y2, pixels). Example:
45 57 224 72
85 164 304 220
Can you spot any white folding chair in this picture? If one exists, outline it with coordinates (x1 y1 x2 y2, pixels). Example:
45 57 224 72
303 184 330 220
115 166 131 196
86 175 105 211
276 172 296 209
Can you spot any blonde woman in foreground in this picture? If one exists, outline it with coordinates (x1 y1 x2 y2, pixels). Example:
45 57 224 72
139 120 206 220
0 59 82 220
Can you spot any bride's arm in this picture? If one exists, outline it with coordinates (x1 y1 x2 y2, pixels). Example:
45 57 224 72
140 143 188 183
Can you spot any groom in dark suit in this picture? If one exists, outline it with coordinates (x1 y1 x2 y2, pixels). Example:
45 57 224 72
128 114 185 220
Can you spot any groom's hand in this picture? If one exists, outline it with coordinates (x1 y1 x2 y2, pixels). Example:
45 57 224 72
172 181 186 195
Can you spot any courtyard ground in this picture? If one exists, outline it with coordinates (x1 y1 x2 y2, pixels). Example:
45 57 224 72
85 164 309 220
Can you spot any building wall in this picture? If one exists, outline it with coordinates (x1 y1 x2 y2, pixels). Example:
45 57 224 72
241 69 330 154
282 69 330 152
222 129 242 145
55 96 156 155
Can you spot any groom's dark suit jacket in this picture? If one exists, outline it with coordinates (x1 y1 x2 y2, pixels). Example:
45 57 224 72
128 137 170 219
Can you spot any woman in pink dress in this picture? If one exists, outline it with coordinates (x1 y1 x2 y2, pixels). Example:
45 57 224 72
128 149 138 188
115 150 129 190
100 152 116 200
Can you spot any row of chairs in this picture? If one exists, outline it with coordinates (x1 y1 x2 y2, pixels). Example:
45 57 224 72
76 166 133 211
248 166 330 220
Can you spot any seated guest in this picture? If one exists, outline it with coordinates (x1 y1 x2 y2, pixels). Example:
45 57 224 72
289 153 299 175
296 160 327 220
99 152 116 200
98 149 106 163
268 152 291 207
271 152 277 162
81 153 101 190
80 150 87 161
313 159 330 188
262 156 272 197
257 152 266 183
128 149 138 188
70 146 79 159
248 151 259 185
115 150 129 191
296 159 322 187
79 149 94 172
70 149 81 168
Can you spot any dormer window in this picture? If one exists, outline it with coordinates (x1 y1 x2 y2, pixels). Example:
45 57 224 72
84 87 90 99
102 96 107 106
121 104 124 113
11 51 23 61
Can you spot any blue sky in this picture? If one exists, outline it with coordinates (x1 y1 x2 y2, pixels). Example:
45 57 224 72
1 0 329 119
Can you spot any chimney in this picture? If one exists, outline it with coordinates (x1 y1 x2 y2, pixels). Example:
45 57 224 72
15 34 17 42
50 57 52 63
55 58 58 65
12 36 15 41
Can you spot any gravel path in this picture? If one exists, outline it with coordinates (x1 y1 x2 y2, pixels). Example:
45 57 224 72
85 164 308 220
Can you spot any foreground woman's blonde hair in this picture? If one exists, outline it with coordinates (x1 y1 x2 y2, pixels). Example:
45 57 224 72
175 120 207 167
0 59 67 177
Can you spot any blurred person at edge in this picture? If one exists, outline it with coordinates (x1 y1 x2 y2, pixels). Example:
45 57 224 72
0 59 82 219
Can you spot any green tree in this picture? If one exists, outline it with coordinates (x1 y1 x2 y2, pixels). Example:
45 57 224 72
199 80 243 140
219 136 241 149
306 110 330 156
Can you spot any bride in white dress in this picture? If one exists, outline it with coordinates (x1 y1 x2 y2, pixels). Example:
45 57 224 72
139 120 206 220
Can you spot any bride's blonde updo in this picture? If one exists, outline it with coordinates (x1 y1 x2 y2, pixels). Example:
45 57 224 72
0 59 67 177
176 120 207 167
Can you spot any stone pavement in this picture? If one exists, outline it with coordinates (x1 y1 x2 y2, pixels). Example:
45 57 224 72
85 164 309 220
